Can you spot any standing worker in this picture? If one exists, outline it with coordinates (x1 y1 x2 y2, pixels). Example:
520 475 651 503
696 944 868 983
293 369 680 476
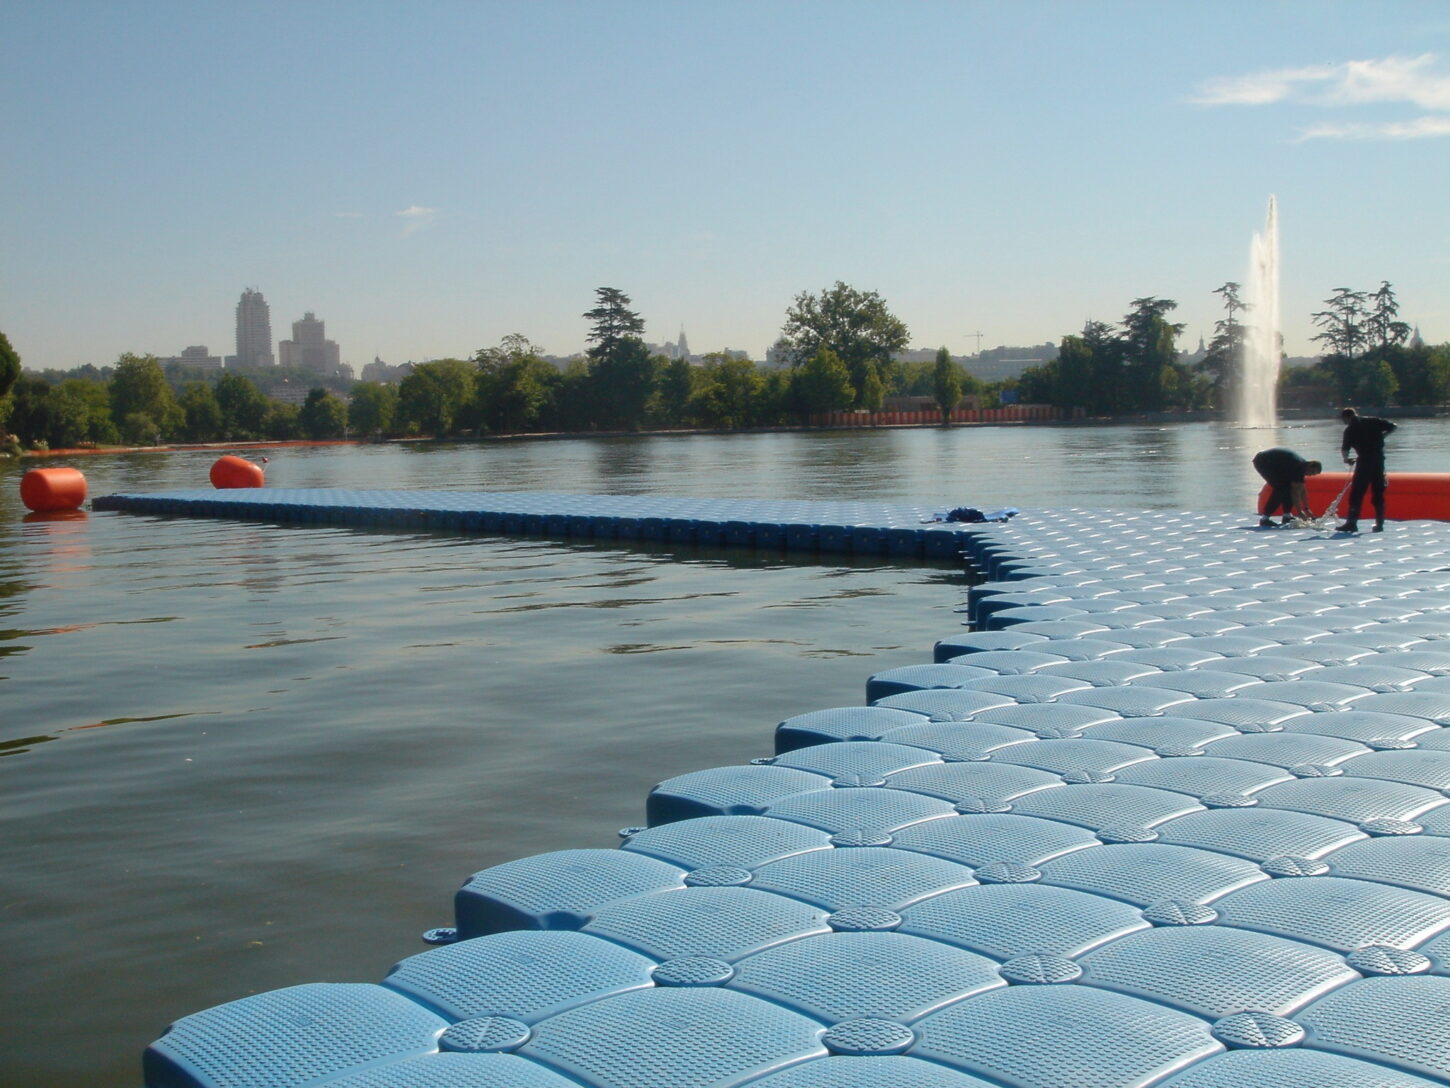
1252 448 1322 526
1337 407 1397 533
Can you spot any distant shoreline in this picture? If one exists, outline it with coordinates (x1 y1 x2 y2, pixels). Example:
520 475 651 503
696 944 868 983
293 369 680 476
21 404 1446 460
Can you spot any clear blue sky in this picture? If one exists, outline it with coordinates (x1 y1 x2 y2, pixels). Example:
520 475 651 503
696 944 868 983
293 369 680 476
3 1 1448 371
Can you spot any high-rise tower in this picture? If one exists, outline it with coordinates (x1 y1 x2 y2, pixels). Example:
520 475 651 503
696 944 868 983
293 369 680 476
234 288 275 368
279 311 341 373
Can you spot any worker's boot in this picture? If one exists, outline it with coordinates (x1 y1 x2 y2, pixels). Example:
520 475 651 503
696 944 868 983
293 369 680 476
1373 521 1384 533
1335 522 1359 533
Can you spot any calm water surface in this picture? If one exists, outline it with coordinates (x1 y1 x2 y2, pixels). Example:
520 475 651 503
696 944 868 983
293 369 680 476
2 420 1446 1086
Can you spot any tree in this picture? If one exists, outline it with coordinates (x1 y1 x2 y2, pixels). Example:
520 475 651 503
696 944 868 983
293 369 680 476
1016 360 1058 405
652 357 695 427
1312 288 1368 359
47 378 116 448
348 381 397 436
1199 282 1248 406
263 401 301 440
1119 298 1184 412
589 338 657 430
791 347 855 418
397 358 477 435
300 388 348 439
109 354 180 440
583 288 645 361
0 331 20 440
1360 358 1399 406
780 282 909 409
931 346 962 424
178 383 223 442
5 376 51 447
692 353 761 429
1366 281 1411 350
215 372 270 439
476 335 558 433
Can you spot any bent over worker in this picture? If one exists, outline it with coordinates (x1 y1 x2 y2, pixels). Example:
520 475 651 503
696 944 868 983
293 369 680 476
1252 447 1322 526
1337 407 1397 533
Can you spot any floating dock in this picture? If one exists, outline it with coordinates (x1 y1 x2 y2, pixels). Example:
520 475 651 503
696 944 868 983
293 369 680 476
91 488 988 558
115 493 1450 1088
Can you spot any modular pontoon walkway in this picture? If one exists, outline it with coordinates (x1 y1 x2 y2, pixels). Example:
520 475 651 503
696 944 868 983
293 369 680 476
92 488 990 558
114 492 1450 1088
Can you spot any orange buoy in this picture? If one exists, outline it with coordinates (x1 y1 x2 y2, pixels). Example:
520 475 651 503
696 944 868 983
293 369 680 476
210 455 265 489
20 467 88 512
1259 472 1450 522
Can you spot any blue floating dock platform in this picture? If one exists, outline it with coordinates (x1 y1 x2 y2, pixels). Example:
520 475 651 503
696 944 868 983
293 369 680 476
92 488 987 558
130 496 1450 1088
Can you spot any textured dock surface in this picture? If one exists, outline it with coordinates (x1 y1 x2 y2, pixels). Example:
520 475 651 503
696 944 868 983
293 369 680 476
136 500 1450 1088
92 488 985 558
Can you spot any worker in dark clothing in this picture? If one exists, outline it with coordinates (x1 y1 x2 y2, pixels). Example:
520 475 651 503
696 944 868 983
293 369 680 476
1252 447 1322 526
1337 407 1397 533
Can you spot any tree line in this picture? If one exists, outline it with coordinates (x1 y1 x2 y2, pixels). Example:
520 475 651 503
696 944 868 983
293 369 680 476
4 279 1448 452
0 284 994 449
1016 281 1450 414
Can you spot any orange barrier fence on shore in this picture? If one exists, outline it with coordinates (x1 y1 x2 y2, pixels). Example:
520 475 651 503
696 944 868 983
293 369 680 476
1258 472 1450 522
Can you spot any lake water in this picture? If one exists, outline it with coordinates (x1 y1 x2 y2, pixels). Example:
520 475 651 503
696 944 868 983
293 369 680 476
2 418 1445 1086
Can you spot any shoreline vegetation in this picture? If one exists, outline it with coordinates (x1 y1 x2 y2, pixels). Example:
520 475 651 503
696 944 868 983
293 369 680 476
4 283 1447 460
22 403 1446 462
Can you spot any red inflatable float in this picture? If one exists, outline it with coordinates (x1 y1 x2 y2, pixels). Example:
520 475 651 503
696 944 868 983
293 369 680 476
210 455 266 489
20 467 88 512
1259 472 1450 522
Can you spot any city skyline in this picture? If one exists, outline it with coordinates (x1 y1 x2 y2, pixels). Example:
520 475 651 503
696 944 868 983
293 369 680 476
4 3 1449 371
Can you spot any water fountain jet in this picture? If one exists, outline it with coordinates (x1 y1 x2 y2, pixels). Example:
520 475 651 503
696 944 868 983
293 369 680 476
1237 196 1281 428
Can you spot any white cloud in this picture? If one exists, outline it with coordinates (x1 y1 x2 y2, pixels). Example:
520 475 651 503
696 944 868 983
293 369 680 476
1298 115 1450 141
1195 53 1450 140
1193 64 1339 106
396 205 439 235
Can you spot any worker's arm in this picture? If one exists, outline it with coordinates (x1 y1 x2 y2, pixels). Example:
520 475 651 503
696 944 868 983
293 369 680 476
1290 481 1311 517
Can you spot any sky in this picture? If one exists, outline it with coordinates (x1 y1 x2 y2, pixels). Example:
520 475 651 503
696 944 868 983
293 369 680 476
3 0 1449 372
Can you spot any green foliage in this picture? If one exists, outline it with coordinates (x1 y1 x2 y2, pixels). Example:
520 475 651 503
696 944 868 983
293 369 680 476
264 402 301 440
178 383 223 442
48 379 117 447
348 381 397 436
651 357 696 427
5 376 51 446
755 370 793 426
1366 281 1411 350
791 348 855 417
1015 360 1058 405
1360 359 1399 406
1198 281 1247 406
0 331 20 415
476 335 558 433
300 388 349 439
548 359 595 432
1312 288 1369 359
109 354 181 439
1120 297 1185 412
691 353 762 429
397 358 477 435
589 338 656 430
583 288 645 361
780 282 909 409
215 372 270 439
932 346 962 423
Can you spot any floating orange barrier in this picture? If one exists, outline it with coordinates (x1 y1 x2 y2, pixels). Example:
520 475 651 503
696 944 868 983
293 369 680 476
1259 472 1450 522
20 467 88 512
210 455 265 489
